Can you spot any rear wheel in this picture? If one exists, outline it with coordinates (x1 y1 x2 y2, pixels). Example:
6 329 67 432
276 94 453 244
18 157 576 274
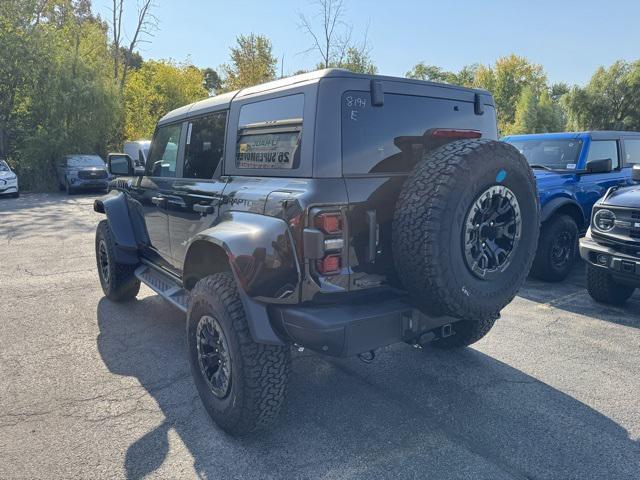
530 214 578 282
187 272 290 436
393 139 540 326
95 220 140 301
586 264 634 305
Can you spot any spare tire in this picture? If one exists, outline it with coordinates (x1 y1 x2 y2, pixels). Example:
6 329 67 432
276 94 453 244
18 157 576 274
393 139 539 321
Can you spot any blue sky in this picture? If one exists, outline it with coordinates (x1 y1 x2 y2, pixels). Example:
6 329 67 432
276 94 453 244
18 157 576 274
92 0 640 85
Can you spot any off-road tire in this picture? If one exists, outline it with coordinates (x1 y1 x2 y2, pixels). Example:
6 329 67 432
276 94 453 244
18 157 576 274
586 264 635 305
393 139 539 324
187 272 290 436
432 314 499 349
95 220 140 301
530 214 578 282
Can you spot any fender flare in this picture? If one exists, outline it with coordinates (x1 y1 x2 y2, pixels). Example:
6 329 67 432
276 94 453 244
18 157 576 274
94 193 139 265
541 196 586 228
184 211 301 346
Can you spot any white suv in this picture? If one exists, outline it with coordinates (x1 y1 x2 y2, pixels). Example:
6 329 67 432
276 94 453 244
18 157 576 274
0 160 19 198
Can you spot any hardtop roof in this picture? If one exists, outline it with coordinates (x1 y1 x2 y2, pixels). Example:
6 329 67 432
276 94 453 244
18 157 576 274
158 68 492 125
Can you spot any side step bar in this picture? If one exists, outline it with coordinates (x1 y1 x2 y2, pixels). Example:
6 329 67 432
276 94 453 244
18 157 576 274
135 264 189 313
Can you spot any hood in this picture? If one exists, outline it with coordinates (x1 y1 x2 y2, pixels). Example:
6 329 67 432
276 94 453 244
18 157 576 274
532 168 575 187
0 170 15 179
602 185 640 208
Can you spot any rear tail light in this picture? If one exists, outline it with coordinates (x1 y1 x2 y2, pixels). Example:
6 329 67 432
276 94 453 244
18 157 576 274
314 212 342 234
316 253 341 275
430 129 482 139
307 209 345 276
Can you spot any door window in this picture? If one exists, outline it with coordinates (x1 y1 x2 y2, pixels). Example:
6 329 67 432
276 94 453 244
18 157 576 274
147 123 182 177
587 140 619 169
183 112 227 179
624 139 640 165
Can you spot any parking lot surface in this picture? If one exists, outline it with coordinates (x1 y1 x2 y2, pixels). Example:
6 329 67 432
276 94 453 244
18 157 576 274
1 193 639 479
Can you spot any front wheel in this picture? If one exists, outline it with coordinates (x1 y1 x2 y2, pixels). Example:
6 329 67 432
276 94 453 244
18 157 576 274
95 220 140 301
530 214 578 282
187 272 290 436
586 264 634 305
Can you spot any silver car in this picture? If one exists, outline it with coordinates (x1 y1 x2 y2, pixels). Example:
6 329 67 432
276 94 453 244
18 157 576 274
56 154 110 194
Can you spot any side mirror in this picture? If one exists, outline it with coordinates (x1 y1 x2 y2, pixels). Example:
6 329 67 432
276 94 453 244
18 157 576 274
586 158 612 174
632 164 640 183
108 153 137 176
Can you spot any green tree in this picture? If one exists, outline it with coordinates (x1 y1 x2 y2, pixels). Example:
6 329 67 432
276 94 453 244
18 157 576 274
406 63 458 83
319 46 377 74
406 62 477 87
220 34 277 91
473 54 547 133
563 60 640 131
124 60 208 139
510 88 566 135
2 0 123 190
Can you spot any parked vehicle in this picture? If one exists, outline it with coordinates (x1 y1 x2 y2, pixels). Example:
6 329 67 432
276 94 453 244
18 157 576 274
503 131 640 281
56 154 110 194
580 165 640 305
123 140 151 167
0 160 19 198
95 69 540 435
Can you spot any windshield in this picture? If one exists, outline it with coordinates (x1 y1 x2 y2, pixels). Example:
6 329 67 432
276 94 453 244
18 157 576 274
507 139 583 170
67 155 104 167
0 161 9 172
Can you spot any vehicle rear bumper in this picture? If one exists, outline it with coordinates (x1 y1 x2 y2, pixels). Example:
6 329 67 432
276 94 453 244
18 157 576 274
270 292 461 357
579 236 640 287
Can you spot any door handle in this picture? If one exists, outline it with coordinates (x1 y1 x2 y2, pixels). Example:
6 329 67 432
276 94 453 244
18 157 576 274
193 203 214 214
151 196 166 206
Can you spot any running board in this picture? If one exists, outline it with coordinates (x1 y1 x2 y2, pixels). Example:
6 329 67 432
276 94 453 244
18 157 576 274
135 265 189 313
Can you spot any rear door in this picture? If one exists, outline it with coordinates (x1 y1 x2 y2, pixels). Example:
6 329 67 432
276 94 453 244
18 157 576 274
129 122 183 267
166 110 228 270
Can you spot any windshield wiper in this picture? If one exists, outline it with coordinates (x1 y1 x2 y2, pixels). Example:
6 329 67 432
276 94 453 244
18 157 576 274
529 164 553 171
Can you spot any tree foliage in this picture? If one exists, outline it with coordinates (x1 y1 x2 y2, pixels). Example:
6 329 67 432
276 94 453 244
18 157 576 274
220 34 277 91
563 60 640 131
124 60 207 139
1 0 121 190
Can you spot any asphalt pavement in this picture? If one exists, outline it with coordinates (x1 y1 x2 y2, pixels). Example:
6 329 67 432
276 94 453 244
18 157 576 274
1 193 639 479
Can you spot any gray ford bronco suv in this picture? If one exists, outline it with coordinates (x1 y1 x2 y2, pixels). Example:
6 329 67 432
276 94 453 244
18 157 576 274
95 69 540 435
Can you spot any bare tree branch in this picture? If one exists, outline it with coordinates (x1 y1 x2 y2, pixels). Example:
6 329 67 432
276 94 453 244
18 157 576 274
298 0 369 70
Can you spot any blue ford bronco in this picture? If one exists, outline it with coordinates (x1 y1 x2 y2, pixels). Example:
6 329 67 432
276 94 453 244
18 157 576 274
95 69 540 435
503 131 640 281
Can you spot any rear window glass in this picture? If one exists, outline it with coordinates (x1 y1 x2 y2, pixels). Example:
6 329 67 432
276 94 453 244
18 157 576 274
236 127 301 170
342 91 489 175
236 94 304 170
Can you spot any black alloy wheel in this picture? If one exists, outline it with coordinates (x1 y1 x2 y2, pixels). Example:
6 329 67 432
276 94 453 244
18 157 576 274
463 185 522 280
196 315 232 399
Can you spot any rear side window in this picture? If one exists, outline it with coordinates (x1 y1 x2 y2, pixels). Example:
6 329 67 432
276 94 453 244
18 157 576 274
342 91 489 175
587 140 619 169
236 94 303 170
624 139 640 165
183 111 227 179
147 123 182 177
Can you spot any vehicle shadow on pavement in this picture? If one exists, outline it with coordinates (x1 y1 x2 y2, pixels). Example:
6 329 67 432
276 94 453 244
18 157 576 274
520 261 640 330
97 295 640 480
